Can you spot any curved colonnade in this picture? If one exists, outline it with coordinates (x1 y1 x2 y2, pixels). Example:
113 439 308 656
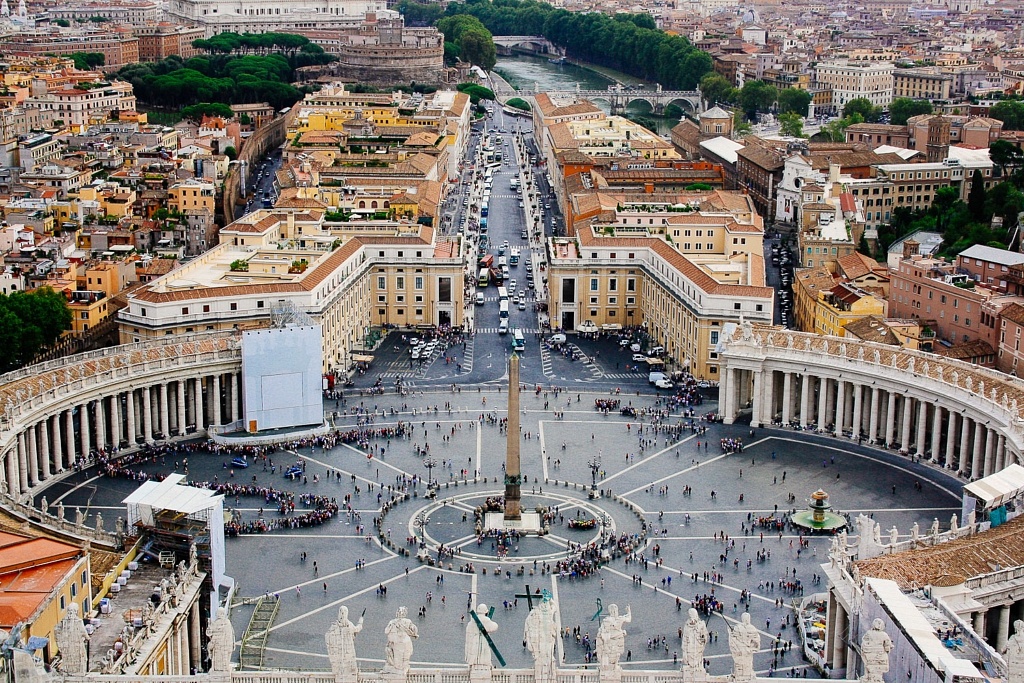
718 325 1024 481
1 324 1022 512
0 332 243 500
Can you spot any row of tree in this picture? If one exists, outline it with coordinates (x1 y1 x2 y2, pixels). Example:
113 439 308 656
405 0 712 91
0 288 71 374
437 15 498 70
115 51 328 111
191 32 314 55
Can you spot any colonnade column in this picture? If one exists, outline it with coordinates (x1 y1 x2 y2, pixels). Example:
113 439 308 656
984 429 996 478
751 371 762 428
899 395 913 451
944 412 958 470
194 379 205 430
37 421 49 481
930 406 944 463
971 422 985 479
800 374 811 429
16 432 27 493
26 426 37 488
126 389 137 447
95 399 106 452
65 410 76 468
817 378 829 432
782 372 793 426
50 416 62 474
997 604 1012 653
212 374 222 427
851 384 863 439
232 372 240 424
996 434 1007 472
5 448 17 495
81 403 91 458
160 384 170 439
834 380 846 438
884 392 897 446
868 387 880 444
916 400 928 456
177 381 186 436
959 417 971 476
110 396 121 450
143 386 153 443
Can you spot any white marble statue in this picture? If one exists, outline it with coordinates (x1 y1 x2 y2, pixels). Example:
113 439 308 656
75 507 84 526
40 496 47 512
911 522 919 542
930 518 940 537
465 603 499 669
728 613 760 683
860 618 893 683
524 597 558 683
54 603 89 674
327 605 363 683
889 526 898 545
1005 619 1024 683
951 514 958 532
95 512 104 532
56 501 64 520
681 607 709 682
596 604 631 673
383 606 418 676
208 606 235 672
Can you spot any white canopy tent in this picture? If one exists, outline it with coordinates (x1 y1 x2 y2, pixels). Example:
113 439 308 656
963 464 1024 510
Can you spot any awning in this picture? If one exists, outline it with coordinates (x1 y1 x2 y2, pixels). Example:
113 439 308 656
964 463 1024 509
352 354 374 363
602 324 622 331
645 358 665 366
577 321 599 333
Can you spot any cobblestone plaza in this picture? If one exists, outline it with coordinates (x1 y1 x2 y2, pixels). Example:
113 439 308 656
39 379 961 677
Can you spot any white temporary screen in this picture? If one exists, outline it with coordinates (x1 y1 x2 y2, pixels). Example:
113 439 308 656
241 325 323 432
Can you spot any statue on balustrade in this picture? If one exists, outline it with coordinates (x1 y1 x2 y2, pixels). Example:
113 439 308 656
860 618 893 683
383 606 418 676
596 604 631 674
54 602 90 674
524 595 558 683
465 603 499 670
208 606 235 673
1006 620 1024 683
728 612 760 683
681 607 709 682
327 605 363 683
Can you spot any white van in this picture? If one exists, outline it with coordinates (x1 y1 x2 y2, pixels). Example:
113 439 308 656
648 372 668 385
549 333 567 345
475 292 485 305
499 320 509 335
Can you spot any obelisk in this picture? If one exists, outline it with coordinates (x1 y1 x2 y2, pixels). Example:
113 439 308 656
504 353 522 520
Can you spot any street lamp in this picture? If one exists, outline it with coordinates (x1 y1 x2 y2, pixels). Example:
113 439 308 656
587 451 602 499
424 456 437 495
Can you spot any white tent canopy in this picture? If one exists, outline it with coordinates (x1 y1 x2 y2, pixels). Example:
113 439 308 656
963 464 1024 510
123 473 224 527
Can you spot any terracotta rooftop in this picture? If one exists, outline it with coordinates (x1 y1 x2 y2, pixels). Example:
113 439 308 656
856 514 1024 590
0 531 84 629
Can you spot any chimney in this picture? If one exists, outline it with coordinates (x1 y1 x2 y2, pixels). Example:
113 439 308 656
902 239 919 261
829 163 840 186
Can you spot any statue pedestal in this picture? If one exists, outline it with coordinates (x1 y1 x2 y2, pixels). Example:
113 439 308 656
681 667 707 683
598 666 622 683
383 671 408 683
484 511 542 533
469 665 493 683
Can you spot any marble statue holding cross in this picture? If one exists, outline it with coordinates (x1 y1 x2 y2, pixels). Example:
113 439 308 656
466 603 499 670
524 592 558 683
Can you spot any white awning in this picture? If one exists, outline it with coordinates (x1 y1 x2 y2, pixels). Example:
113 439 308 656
123 473 224 526
963 463 1024 509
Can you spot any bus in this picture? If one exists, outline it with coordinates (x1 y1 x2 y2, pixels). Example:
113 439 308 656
478 268 489 287
481 203 489 217
511 329 525 352
499 301 509 319
509 248 520 265
497 286 509 302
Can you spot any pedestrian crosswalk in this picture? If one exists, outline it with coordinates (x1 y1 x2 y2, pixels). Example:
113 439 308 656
475 327 541 334
601 372 648 380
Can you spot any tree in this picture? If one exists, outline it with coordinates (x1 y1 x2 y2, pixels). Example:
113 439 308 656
0 288 72 372
968 169 987 221
779 112 805 138
459 29 497 70
224 146 238 160
843 98 881 122
991 100 1024 131
889 98 933 126
738 80 777 120
54 18 70 26
456 83 495 103
69 52 105 70
990 139 1024 177
180 102 235 121
817 113 863 143
506 97 531 112
699 72 735 108
777 88 812 117
733 111 752 136
663 103 683 120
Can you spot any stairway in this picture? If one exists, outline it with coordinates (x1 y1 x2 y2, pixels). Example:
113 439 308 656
238 595 280 670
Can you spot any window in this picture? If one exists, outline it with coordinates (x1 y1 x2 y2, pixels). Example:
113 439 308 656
439 277 452 302
396 309 404 315
756 304 763 312
416 308 423 316
734 303 741 310
141 308 146 317
415 276 424 290
378 295 386 303
710 331 719 345
203 305 210 313
257 300 264 309
230 303 237 311
590 278 599 291
396 276 405 289
378 276 386 290
609 279 617 291
379 308 385 316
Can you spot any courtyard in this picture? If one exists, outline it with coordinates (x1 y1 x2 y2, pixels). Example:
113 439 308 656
37 381 962 677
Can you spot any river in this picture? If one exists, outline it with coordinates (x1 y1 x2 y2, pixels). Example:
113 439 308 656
493 53 680 136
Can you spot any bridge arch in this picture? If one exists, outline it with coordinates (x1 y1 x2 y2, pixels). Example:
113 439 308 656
666 97 700 113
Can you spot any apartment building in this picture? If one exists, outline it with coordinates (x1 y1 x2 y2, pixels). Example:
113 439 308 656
955 244 1024 293
546 196 773 379
48 0 162 24
119 210 464 373
135 23 205 61
874 160 958 212
893 67 954 101
997 303 1024 375
0 31 140 68
814 60 895 110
